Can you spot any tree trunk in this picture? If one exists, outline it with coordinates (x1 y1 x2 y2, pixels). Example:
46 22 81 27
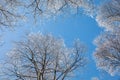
37 72 41 80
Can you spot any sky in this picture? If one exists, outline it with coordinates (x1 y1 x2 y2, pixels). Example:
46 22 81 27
0 0 119 79
0 13 119 80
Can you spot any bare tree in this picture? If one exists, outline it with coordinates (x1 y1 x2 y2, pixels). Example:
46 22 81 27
94 29 120 76
96 0 120 31
94 0 120 76
1 33 87 80
0 0 24 28
26 0 94 18
0 0 94 28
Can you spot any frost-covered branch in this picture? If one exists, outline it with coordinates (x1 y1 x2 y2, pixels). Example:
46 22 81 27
94 29 120 76
0 0 24 29
1 33 87 80
96 0 120 31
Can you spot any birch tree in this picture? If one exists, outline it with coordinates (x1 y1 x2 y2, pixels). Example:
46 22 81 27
1 33 87 80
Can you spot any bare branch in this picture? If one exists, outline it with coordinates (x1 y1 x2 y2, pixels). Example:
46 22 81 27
1 33 87 80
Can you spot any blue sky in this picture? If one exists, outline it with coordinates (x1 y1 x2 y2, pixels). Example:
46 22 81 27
0 13 119 80
0 0 119 79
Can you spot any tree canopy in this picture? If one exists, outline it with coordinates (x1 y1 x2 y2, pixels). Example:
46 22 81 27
94 29 120 76
0 0 94 28
1 0 120 79
1 33 87 80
